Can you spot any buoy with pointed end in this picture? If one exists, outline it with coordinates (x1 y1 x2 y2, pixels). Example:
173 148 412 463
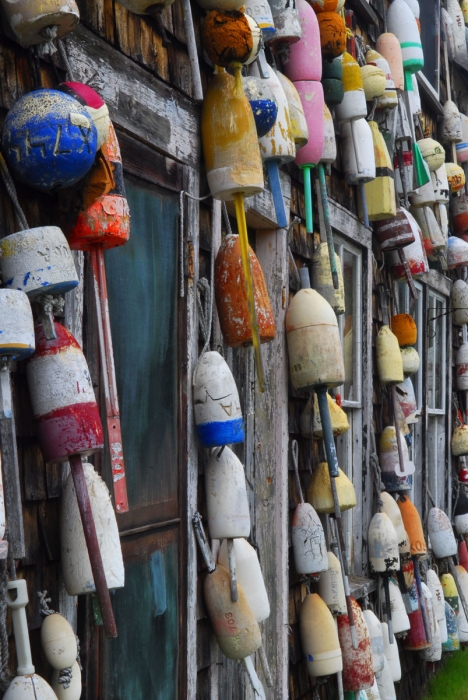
388 578 411 634
368 514 400 574
363 609 385 674
381 622 401 683
41 613 77 670
452 281 468 326
0 0 79 47
218 538 270 622
379 493 407 549
337 598 375 691
193 351 244 448
441 573 459 614
387 0 423 74
442 601 460 651
283 0 321 82
300 593 343 677
306 462 356 514
318 551 347 615
205 446 250 539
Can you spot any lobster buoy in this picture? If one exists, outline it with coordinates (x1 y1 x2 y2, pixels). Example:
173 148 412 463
61 461 124 595
379 492 407 548
335 53 367 124
58 82 110 150
409 178 435 208
337 598 375 692
388 217 429 281
387 0 423 74
397 495 426 555
368 513 400 574
459 539 468 568
454 494 468 535
193 351 244 447
393 101 415 198
375 208 415 253
360 122 396 221
202 11 261 67
448 236 468 269
2 90 98 191
451 194 468 241
0 290 34 360
244 0 275 35
427 569 448 643
317 12 346 59
41 613 77 670
66 122 130 251
366 49 398 112
0 227 78 297
409 206 446 260
300 593 343 677
456 113 468 163
214 234 275 347
379 427 414 492
205 446 250 538
266 0 302 45
322 58 344 106
300 392 349 439
404 586 432 650
388 578 411 634
401 347 420 376
391 314 417 347
322 103 337 162
51 662 81 700
0 0 79 47
381 622 401 682
307 462 356 514
278 73 310 148
446 162 466 192
452 423 468 456
283 0 321 82
459 463 468 485
360 64 386 102
292 502 328 574
376 326 404 385
418 138 446 172
363 609 385 674
376 658 396 700
395 377 419 424
427 507 457 558
204 566 262 659
26 323 103 463
376 34 404 92
341 119 376 184
442 601 459 651
285 288 344 391
218 538 270 622
242 76 278 138
455 565 468 628
318 551 347 615
432 163 450 203
421 584 443 661
447 0 467 54
311 243 345 314
442 100 463 144
202 69 263 201
441 573 459 614
294 81 325 164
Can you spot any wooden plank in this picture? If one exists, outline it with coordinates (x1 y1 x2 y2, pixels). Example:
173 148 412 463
328 199 372 249
23 440 46 502
420 269 452 296
66 25 200 168
345 0 379 24
225 169 291 230
252 227 289 698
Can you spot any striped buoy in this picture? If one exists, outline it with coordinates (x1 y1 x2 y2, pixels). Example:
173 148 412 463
360 121 396 221
387 0 423 74
456 342 468 388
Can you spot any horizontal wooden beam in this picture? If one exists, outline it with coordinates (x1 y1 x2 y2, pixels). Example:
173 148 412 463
225 168 291 230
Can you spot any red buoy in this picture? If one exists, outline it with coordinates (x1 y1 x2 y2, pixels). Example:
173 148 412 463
337 597 375 691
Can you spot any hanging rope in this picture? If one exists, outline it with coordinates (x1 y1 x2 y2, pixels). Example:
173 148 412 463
192 278 213 385
0 152 29 232
370 428 384 509
222 201 233 237
355 34 366 66
36 295 66 318
57 38 76 81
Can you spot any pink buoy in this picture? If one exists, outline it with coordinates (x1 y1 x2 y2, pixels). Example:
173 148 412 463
294 82 325 168
283 0 321 82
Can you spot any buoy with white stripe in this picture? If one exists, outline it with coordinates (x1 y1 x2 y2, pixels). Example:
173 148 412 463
0 0 79 47
381 622 401 683
300 593 343 677
194 351 244 447
337 598 375 691
205 446 250 539
454 493 468 535
318 551 347 615
58 82 110 150
387 213 428 281
359 121 396 222
218 538 270 622
452 281 468 326
442 601 460 651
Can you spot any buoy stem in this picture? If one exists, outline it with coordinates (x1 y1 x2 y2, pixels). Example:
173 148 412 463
243 656 266 699
412 555 431 643
317 164 339 290
266 161 288 229
291 440 304 504
303 165 313 235
6 580 35 676
192 512 216 573
448 556 468 622
227 539 239 602
69 454 118 639
233 192 266 393
337 671 344 700
316 387 339 478
258 645 273 687
383 576 394 643
359 181 369 228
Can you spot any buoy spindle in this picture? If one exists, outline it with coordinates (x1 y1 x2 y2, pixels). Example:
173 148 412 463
233 192 265 392
69 454 118 638
227 539 239 602
303 165 314 235
317 164 339 289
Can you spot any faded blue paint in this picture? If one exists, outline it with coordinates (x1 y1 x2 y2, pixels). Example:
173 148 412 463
249 98 278 137
4 274 78 297
196 417 245 448
150 550 167 617
3 89 98 191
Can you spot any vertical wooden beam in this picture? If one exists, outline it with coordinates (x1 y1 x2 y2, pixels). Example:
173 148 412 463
253 227 289 698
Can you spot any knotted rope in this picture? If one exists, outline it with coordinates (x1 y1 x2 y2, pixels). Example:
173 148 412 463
37 26 58 57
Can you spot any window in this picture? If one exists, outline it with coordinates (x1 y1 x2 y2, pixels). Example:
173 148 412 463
420 0 441 94
427 290 447 507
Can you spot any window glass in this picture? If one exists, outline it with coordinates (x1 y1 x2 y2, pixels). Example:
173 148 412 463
420 0 440 93
335 242 361 406
427 292 446 412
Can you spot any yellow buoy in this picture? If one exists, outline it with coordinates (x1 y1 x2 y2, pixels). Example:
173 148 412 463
376 325 404 385
300 393 350 438
306 462 356 514
311 242 345 316
360 122 396 222
360 64 386 101
300 593 343 677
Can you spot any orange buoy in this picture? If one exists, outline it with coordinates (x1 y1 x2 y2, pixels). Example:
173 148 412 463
202 10 259 67
214 234 275 347
337 598 375 691
317 12 346 58
390 314 417 347
397 495 426 556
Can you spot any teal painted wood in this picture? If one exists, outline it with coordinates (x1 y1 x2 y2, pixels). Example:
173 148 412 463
101 531 179 699
104 177 179 514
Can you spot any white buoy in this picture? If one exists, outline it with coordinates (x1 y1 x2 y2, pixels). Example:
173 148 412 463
455 565 468 642
341 119 376 184
363 609 385 674
368 513 400 574
205 446 250 539
427 569 448 644
456 343 468 390
61 462 125 596
395 377 419 424
431 164 450 203
427 507 457 559
388 578 411 635
451 280 468 326
381 622 401 683
218 538 270 622
0 0 79 47
421 583 442 661
41 614 77 670
401 348 420 377
376 657 396 700
292 502 328 575
317 551 347 615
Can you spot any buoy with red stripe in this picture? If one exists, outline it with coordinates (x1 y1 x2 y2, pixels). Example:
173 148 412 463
58 82 110 149
194 351 245 447
455 343 468 389
0 0 79 47
376 208 419 295
388 213 429 281
451 194 468 242
404 584 432 650
300 593 343 677
337 598 375 691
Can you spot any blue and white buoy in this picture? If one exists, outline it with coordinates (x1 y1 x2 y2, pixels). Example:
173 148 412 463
243 76 278 138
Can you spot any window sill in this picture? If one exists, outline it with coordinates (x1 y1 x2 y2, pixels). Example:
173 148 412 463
349 574 377 600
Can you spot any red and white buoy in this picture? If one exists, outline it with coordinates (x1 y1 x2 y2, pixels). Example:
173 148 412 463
452 281 468 326
337 598 375 691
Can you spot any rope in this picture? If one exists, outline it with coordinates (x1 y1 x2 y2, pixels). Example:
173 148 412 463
179 190 212 298
38 591 55 616
37 26 58 57
370 453 384 509
0 151 29 231
192 278 213 385
355 34 366 66
222 202 233 237
36 294 66 319
0 555 10 692
57 38 76 81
